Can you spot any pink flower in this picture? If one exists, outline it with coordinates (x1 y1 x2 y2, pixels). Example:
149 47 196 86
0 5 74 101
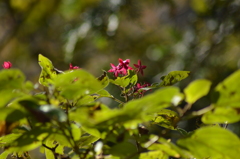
108 58 133 77
2 61 12 69
118 58 133 75
134 60 147 76
108 63 121 77
69 63 80 70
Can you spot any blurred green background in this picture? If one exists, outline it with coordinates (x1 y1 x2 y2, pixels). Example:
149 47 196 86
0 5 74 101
1 0 240 133
1 0 240 83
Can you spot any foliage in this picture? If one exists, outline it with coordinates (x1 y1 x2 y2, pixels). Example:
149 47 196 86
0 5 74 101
0 55 240 159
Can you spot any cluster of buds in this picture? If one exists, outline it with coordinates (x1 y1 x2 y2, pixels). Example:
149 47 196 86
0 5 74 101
69 63 80 70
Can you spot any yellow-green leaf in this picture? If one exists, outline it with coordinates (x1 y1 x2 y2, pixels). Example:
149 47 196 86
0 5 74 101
184 79 211 104
38 54 57 86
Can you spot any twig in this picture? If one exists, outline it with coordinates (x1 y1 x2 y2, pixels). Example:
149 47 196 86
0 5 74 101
109 96 125 105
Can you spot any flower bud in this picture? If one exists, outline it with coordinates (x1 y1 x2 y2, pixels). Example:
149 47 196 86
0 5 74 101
2 61 12 69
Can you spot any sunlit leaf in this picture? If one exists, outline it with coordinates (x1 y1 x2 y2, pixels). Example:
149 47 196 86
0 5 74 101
124 87 183 114
151 109 179 130
159 71 190 86
38 54 58 87
48 132 72 147
81 126 101 138
184 79 211 104
0 150 10 159
54 69 103 100
156 138 192 158
77 135 99 147
45 140 55 159
213 70 240 108
177 126 240 159
71 123 81 141
202 107 240 124
110 77 130 88
0 133 22 147
139 150 166 159
110 70 138 88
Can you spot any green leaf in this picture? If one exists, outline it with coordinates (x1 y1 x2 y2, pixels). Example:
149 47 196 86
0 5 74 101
95 89 112 98
0 69 26 107
109 141 138 157
45 148 55 159
54 69 104 100
202 107 240 124
0 107 26 122
75 95 97 106
0 133 22 147
45 140 55 159
0 150 10 159
56 144 64 155
70 105 125 128
0 69 25 90
70 88 182 130
184 79 211 104
110 77 130 88
77 135 99 147
124 87 183 114
177 126 240 159
142 136 192 158
38 54 58 86
139 151 167 159
177 128 189 136
97 71 109 88
81 126 101 138
48 132 72 147
159 71 190 86
71 123 81 141
151 109 179 130
128 70 138 86
213 70 240 108
109 70 138 88
0 90 21 108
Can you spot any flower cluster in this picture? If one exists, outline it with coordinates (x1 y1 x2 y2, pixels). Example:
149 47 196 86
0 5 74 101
2 61 12 69
108 58 146 77
108 58 133 77
69 63 80 70
108 58 150 97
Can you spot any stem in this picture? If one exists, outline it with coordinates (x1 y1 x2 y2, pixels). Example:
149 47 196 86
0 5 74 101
124 136 159 159
182 105 214 120
224 123 228 129
123 87 129 102
109 96 125 105
42 144 59 159
181 103 192 116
